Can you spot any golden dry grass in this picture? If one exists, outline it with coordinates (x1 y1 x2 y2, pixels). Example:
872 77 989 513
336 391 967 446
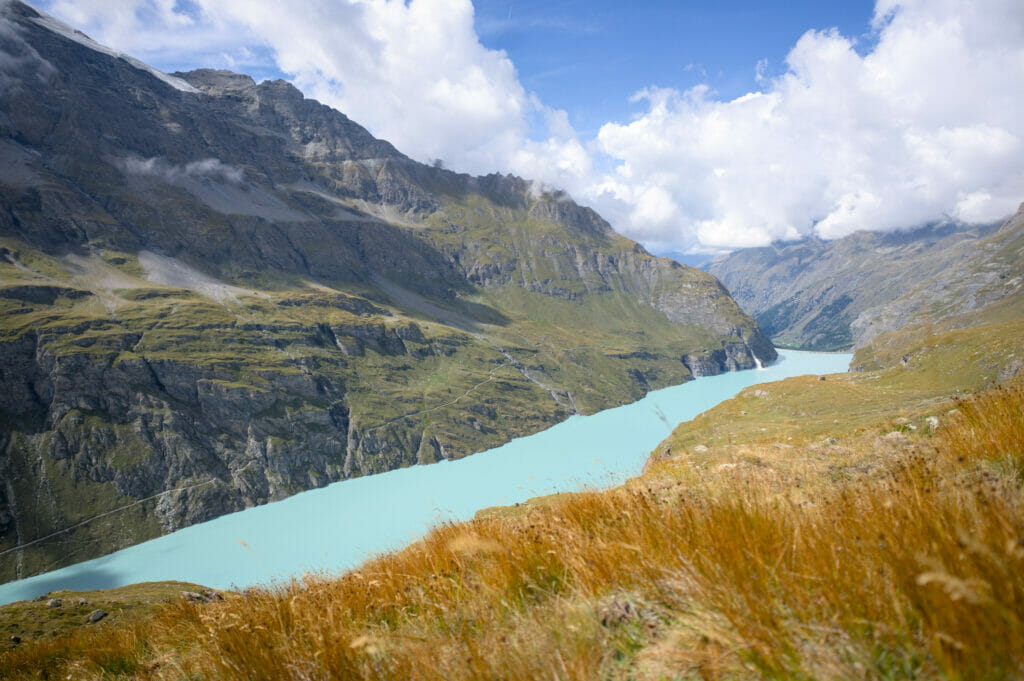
2 382 1021 680
940 384 1024 474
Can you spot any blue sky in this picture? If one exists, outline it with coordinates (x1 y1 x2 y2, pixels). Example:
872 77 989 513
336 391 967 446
31 0 1024 253
472 1 875 136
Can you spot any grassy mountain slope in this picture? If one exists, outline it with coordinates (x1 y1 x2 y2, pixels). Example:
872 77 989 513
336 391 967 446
0 1 772 582
3 267 1022 680
706 206 1023 350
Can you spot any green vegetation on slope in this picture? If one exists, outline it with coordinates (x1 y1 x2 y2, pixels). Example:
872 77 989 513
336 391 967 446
664 316 1024 453
0 582 210 644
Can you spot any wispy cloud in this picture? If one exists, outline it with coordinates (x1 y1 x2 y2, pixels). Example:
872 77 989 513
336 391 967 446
119 156 244 183
474 3 604 40
0 1 56 89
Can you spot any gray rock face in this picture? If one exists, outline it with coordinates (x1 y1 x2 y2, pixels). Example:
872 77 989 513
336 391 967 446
681 341 768 377
707 207 1023 350
0 0 774 582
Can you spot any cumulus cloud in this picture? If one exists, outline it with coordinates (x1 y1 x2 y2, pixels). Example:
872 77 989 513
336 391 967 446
35 0 1024 252
588 0 1024 249
119 156 244 183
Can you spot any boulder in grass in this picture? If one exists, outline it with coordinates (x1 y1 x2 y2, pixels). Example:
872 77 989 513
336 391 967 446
598 599 639 627
182 590 223 603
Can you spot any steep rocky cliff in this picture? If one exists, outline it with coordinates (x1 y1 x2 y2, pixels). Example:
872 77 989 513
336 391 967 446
706 208 1023 350
0 1 773 581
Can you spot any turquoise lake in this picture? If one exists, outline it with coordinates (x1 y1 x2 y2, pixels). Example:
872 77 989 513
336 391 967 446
0 349 851 605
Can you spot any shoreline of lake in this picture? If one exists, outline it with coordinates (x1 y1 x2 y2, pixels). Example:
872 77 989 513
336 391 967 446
0 349 852 605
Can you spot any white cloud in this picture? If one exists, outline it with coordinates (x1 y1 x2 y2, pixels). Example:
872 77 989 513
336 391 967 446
119 156 244 183
192 0 541 176
587 0 1024 249
33 0 1024 251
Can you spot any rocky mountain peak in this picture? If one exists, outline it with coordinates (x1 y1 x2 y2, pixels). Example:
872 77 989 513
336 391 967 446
175 68 257 96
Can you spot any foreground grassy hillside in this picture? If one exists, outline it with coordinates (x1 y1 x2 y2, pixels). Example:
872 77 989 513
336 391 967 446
2 308 1021 679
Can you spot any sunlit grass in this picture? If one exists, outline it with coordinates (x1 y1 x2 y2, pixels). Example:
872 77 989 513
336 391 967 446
940 383 1024 475
3 381 1021 680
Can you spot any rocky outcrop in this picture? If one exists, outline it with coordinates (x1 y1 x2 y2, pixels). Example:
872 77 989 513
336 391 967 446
681 340 771 377
0 329 349 521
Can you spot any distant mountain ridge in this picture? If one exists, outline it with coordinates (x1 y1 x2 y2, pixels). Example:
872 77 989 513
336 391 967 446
706 208 1024 350
0 0 773 581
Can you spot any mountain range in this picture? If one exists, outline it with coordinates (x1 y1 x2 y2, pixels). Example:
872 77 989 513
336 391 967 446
706 206 1024 350
0 1 773 581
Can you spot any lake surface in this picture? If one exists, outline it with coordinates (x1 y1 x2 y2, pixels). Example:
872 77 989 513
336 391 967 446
0 349 851 604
